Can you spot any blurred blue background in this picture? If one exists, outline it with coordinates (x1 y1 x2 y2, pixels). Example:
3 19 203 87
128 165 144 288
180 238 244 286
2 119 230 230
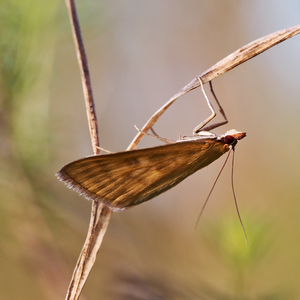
1 1 300 299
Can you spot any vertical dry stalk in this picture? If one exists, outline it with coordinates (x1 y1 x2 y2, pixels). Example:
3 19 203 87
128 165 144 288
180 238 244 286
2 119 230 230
64 1 112 299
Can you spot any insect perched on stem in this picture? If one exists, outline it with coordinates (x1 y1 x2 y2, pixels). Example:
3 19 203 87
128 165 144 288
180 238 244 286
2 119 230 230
56 78 246 239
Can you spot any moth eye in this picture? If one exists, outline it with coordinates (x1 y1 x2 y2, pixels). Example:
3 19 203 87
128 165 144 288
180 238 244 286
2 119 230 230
224 135 235 144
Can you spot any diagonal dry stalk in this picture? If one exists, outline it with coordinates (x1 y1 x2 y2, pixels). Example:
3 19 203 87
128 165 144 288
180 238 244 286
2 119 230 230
62 2 300 298
128 25 300 149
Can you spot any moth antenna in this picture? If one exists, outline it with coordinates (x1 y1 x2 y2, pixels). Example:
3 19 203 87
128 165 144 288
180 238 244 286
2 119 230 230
195 150 231 229
134 125 175 144
231 149 248 245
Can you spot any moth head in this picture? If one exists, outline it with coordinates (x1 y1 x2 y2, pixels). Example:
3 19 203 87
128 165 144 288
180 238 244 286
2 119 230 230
222 129 246 147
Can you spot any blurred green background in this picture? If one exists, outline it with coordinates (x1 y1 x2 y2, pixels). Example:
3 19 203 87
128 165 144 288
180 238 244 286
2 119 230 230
1 1 300 299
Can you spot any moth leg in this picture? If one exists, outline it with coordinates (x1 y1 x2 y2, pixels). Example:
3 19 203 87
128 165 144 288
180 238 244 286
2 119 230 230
193 78 228 134
193 77 217 134
149 127 160 138
134 125 175 144
199 81 228 132
95 146 113 153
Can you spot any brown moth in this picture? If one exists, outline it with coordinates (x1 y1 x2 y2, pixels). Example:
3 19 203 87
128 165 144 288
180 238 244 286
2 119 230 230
57 78 246 211
56 130 246 210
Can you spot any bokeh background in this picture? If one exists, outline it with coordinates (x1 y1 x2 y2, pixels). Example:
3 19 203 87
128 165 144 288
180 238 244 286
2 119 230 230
1 1 300 299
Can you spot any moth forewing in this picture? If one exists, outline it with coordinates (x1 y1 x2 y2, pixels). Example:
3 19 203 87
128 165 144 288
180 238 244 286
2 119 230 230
56 130 246 210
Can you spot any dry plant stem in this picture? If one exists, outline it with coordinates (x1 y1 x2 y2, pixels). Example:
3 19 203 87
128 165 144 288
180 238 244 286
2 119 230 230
65 203 111 300
65 1 112 299
128 25 300 149
65 0 100 153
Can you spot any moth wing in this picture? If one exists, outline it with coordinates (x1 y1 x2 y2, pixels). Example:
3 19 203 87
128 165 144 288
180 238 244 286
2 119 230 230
57 139 228 209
